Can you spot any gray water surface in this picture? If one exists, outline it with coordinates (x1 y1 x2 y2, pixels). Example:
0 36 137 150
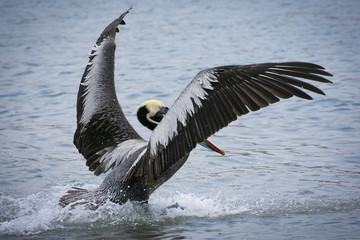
1 0 360 239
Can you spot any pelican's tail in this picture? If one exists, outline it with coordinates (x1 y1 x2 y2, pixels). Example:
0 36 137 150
59 187 104 209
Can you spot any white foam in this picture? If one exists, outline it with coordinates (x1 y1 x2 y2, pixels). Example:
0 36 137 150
0 185 247 236
0 185 100 235
0 187 67 235
149 190 248 218
3 185 355 236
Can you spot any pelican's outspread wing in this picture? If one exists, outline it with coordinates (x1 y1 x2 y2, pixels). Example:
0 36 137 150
128 62 332 184
74 8 146 175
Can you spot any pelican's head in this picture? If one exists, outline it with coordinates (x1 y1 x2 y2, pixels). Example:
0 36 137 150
136 99 169 130
136 99 225 156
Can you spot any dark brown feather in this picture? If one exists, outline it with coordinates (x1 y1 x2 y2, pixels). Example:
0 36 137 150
131 62 332 185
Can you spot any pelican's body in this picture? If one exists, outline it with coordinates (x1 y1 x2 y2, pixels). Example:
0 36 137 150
60 9 332 208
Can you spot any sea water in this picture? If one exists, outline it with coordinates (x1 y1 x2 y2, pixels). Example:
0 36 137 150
1 0 360 239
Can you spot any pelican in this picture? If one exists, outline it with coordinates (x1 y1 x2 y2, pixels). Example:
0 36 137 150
60 9 332 208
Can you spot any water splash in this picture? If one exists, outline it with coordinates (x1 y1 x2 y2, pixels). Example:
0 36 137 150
149 191 247 218
0 185 245 236
1 185 359 237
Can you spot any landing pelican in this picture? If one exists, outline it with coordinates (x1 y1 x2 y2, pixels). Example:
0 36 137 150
60 9 332 208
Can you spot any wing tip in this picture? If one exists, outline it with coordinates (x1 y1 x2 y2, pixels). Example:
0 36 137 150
95 8 132 45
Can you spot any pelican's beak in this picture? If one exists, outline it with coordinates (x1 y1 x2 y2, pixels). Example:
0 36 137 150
150 106 169 124
199 139 225 156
